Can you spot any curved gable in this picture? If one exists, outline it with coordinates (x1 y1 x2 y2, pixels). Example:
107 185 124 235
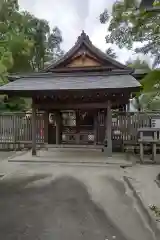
43 31 132 73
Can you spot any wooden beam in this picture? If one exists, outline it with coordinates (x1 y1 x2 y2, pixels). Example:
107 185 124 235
35 92 130 103
36 101 129 110
32 100 36 156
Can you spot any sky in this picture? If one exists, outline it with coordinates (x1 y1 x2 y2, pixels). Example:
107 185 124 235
19 0 150 65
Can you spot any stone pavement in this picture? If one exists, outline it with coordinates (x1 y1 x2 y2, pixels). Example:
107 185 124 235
8 149 133 167
125 165 160 231
0 162 157 240
0 151 26 177
0 151 15 161
1 149 160 239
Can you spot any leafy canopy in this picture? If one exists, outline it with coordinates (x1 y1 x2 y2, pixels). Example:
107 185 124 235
0 0 64 111
0 0 64 78
106 47 117 59
100 0 160 68
126 58 151 70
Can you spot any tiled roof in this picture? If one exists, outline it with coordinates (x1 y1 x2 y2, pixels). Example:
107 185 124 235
0 74 141 93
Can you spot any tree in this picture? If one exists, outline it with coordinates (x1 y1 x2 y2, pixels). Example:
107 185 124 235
0 1 64 75
125 58 160 111
0 0 64 111
0 0 30 77
10 11 63 72
126 58 151 70
106 47 117 59
140 70 160 110
126 58 151 111
130 66 160 111
0 0 35 112
0 0 34 76
100 0 160 68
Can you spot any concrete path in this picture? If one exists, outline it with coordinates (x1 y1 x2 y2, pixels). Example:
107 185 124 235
0 151 15 161
0 159 157 240
125 165 160 231
8 149 133 166
0 175 128 240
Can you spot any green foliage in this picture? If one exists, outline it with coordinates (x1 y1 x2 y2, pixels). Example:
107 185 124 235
0 0 33 79
137 70 160 111
100 0 160 111
0 0 64 112
20 12 64 71
0 0 64 76
125 58 160 111
0 96 27 112
141 69 160 92
5 96 27 111
106 47 117 59
126 58 151 70
100 0 160 67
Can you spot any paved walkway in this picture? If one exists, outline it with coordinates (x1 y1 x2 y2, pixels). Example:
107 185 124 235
0 151 15 162
8 149 133 166
0 163 157 240
125 165 160 230
0 149 160 239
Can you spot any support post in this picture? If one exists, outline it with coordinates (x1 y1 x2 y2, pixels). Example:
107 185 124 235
56 111 61 145
76 110 80 144
105 100 112 157
32 100 36 156
44 111 49 146
94 110 98 145
139 131 144 163
124 100 131 152
152 131 157 163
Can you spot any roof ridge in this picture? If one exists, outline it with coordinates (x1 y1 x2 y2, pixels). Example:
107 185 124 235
42 31 132 72
76 30 91 44
18 71 131 79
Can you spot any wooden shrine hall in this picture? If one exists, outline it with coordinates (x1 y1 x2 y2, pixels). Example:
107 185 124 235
0 31 141 156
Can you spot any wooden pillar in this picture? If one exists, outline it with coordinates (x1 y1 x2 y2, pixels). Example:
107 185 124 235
44 111 49 145
126 100 131 132
152 131 157 163
139 131 144 163
105 100 112 157
32 100 36 156
76 110 80 144
56 111 61 145
94 110 98 145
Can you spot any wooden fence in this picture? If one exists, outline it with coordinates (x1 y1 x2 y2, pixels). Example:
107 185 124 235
0 112 44 150
0 111 160 150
